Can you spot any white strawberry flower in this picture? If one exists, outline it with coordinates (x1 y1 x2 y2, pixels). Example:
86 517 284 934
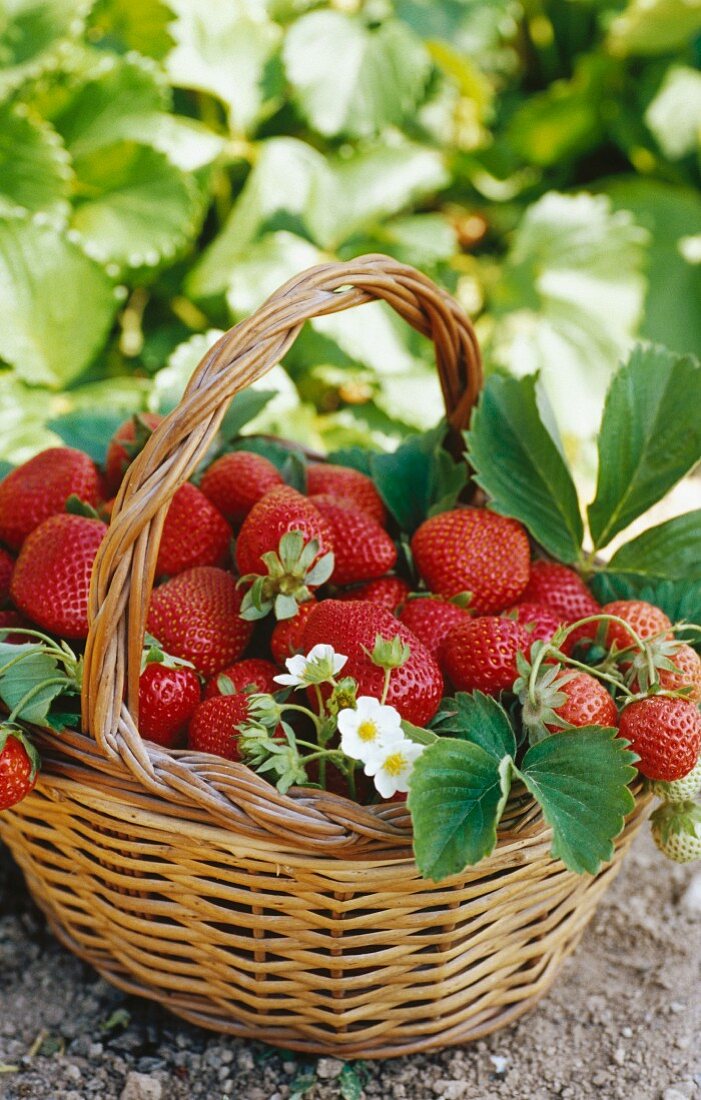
337 696 404 763
273 643 347 687
363 738 426 800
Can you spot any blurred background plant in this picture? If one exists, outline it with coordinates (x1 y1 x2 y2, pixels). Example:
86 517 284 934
0 0 699 477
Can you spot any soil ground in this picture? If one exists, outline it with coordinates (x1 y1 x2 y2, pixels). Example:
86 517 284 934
0 831 699 1100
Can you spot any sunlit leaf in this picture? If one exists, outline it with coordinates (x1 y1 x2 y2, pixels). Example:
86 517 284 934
86 0 175 59
0 0 89 98
645 66 701 161
607 0 701 56
0 103 71 218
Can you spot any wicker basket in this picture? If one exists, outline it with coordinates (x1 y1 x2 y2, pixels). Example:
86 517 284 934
0 256 649 1058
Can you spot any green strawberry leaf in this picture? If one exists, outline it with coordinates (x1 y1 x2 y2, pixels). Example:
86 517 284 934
430 692 517 761
516 727 638 875
608 510 701 580
0 644 71 725
47 409 133 464
87 0 175 60
589 573 701 651
409 738 513 880
283 11 430 139
0 103 71 219
369 425 467 534
465 373 584 563
326 447 374 478
0 214 119 389
219 391 277 443
587 345 701 550
0 0 88 99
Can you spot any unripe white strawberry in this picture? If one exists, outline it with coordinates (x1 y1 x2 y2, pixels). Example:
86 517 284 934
650 800 701 864
650 754 701 802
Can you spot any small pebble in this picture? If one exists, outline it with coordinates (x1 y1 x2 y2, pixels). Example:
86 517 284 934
119 1071 163 1100
316 1057 345 1079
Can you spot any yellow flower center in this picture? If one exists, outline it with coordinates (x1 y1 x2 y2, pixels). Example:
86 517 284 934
357 720 378 741
383 752 406 777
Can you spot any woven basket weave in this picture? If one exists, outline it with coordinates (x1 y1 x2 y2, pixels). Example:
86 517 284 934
0 256 649 1057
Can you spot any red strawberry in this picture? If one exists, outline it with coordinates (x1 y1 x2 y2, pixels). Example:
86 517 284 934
188 694 250 760
307 464 386 525
0 448 101 551
442 616 531 695
200 451 284 524
546 673 618 731
602 600 673 652
301 600 443 726
411 508 530 613
618 696 701 781
646 643 701 705
11 514 107 638
398 597 472 660
0 611 33 645
336 576 410 612
270 599 317 666
0 548 14 605
156 483 231 577
520 561 600 622
311 497 396 585
0 727 39 811
147 566 252 677
139 663 202 748
236 486 333 577
205 658 279 700
504 601 562 644
105 413 162 494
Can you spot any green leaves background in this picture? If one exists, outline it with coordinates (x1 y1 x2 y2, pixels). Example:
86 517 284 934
0 0 699 463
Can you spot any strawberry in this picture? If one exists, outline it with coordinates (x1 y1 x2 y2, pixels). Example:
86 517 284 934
0 611 32 645
156 483 231 577
311 497 396 585
236 487 334 620
0 726 39 811
503 601 562 643
11 514 107 639
398 597 472 660
602 600 673 652
442 616 531 695
546 672 618 731
105 413 162 494
650 755 701 801
205 658 279 700
200 451 284 524
411 507 530 613
0 448 102 551
188 694 251 760
632 642 701 705
520 561 600 622
301 600 443 726
139 663 202 748
270 599 317 665
307 463 386 525
0 548 14 606
650 801 701 864
618 696 701 781
336 576 410 612
147 566 253 677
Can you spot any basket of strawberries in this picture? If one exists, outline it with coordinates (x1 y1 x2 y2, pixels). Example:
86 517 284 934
0 255 700 1058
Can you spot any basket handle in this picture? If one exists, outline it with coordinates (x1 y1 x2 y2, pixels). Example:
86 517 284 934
80 255 482 842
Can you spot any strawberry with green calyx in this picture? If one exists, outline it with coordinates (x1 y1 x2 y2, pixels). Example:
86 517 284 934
629 639 701 704
650 800 701 863
156 483 232 578
239 530 334 621
411 507 530 613
0 548 14 606
398 596 472 660
138 645 201 749
204 658 279 700
270 599 317 665
650 755 701 802
188 694 252 760
0 448 102 551
336 576 410 612
200 451 284 525
310 496 397 585
306 463 386 526
147 566 252 677
11 513 107 639
503 602 562 644
105 413 163 495
618 696 701 781
0 724 40 811
515 650 618 745
442 616 532 696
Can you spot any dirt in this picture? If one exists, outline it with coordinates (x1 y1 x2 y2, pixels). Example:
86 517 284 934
0 831 699 1100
